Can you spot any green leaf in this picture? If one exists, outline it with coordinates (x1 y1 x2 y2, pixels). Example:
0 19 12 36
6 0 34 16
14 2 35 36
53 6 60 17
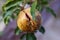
4 16 10 25
37 5 43 12
41 0 48 5
20 34 26 40
3 11 13 18
21 33 36 40
39 26 45 34
37 0 44 12
3 7 20 18
2 0 22 11
15 27 21 35
46 7 56 17
26 33 36 40
2 0 21 24
3 7 20 24
2 0 13 11
31 0 37 20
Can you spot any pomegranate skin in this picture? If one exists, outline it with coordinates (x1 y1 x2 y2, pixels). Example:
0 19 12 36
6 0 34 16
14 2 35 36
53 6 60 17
17 7 41 32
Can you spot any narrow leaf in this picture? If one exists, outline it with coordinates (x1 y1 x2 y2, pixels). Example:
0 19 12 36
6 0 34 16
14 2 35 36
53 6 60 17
2 0 21 11
31 0 37 20
3 8 20 24
20 34 26 40
4 16 10 25
37 5 43 12
41 0 48 5
20 33 36 40
39 26 45 34
26 33 36 40
46 7 56 17
3 7 20 19
15 27 21 35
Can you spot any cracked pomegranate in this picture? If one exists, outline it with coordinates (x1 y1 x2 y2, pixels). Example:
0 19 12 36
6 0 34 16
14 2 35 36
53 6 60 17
17 7 41 32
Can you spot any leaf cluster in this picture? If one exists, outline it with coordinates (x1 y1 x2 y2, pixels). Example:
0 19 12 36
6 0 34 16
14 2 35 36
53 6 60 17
2 0 56 40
